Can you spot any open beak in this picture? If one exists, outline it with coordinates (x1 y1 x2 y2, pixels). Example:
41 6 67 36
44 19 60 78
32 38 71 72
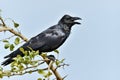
72 17 82 24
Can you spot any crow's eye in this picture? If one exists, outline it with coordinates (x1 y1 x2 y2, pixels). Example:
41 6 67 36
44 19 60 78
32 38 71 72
65 17 71 20
64 16 71 20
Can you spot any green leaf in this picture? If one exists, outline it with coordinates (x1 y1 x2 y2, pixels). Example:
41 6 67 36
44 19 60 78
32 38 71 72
34 50 39 55
60 58 65 63
0 67 3 71
19 47 24 53
18 64 24 71
44 71 52 78
28 70 32 74
14 37 20 45
38 69 46 75
11 67 18 72
4 43 10 49
10 44 14 51
30 61 38 65
54 49 59 54
37 78 42 80
2 40 9 43
41 53 47 57
55 59 65 66
55 60 60 66
24 56 30 60
0 71 3 78
14 22 19 28
17 56 24 62
13 57 18 61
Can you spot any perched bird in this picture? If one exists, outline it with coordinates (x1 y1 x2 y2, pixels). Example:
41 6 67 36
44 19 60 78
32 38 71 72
2 14 81 66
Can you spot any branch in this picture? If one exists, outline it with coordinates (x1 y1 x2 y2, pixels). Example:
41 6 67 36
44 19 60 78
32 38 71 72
3 68 48 77
0 17 6 26
55 63 69 70
24 61 45 71
0 17 63 80
0 26 28 42
3 61 47 77
42 57 63 80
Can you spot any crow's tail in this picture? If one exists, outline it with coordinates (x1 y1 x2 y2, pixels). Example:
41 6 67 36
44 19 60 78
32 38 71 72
2 58 14 66
2 48 42 66
2 49 23 66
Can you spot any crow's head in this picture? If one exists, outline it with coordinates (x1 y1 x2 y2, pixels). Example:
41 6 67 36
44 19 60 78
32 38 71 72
59 14 82 28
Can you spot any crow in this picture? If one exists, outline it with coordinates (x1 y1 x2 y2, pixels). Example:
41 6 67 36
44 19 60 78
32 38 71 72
2 14 81 66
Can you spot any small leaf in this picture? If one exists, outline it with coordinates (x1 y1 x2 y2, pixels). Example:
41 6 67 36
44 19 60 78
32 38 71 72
35 50 39 55
38 69 46 75
4 43 10 49
19 47 24 53
24 55 30 60
18 64 24 71
13 57 18 61
0 71 3 78
10 44 14 51
37 78 42 80
54 49 59 54
41 53 47 58
30 61 38 66
4 70 11 77
2 40 9 43
11 67 18 72
14 37 20 45
29 52 35 59
0 67 3 71
60 58 65 63
28 70 32 74
14 22 19 28
55 60 60 66
44 71 52 78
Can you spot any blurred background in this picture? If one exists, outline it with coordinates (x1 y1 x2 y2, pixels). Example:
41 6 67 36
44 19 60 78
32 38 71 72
0 0 120 80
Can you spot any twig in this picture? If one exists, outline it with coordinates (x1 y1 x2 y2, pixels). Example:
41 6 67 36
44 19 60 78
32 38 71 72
62 75 68 80
55 63 69 70
0 35 15 42
47 60 54 80
24 61 45 70
42 56 63 80
0 17 6 26
3 68 48 77
0 26 28 42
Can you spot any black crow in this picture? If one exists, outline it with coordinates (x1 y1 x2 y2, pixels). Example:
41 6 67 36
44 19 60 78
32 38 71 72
2 14 81 66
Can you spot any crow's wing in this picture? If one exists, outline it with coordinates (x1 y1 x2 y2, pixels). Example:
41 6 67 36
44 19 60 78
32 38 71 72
23 32 45 50
4 26 67 59
23 28 66 51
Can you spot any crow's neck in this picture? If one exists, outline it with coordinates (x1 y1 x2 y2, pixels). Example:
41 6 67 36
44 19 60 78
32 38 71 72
58 22 72 32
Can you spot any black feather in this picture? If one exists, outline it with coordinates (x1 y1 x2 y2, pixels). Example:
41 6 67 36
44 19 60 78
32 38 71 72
2 14 81 66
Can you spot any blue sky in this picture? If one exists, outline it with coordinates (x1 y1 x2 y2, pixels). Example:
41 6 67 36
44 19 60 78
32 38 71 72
0 0 120 80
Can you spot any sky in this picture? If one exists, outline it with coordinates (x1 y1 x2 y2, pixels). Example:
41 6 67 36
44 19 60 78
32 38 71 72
0 0 120 80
